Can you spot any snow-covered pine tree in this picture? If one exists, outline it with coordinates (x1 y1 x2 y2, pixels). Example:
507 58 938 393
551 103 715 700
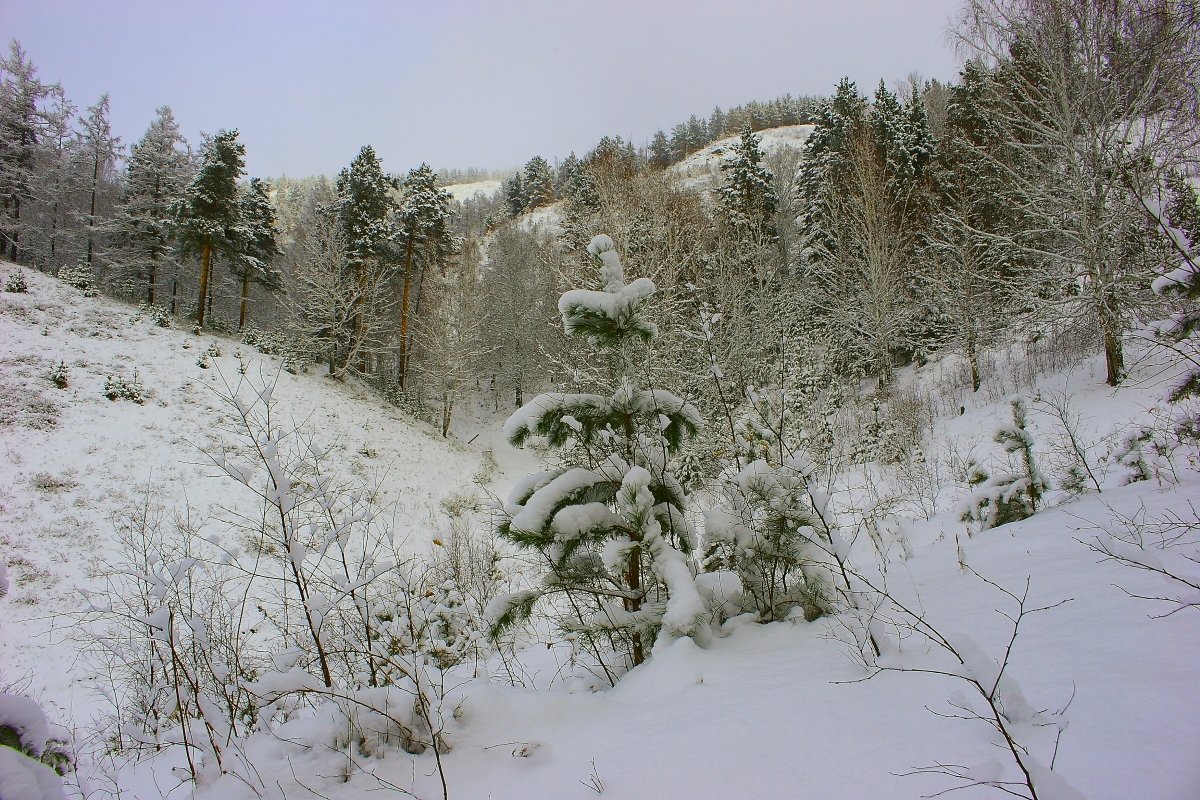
491 234 706 670
395 163 454 387
796 77 868 262
173 129 246 329
230 177 281 330
717 123 777 244
0 41 57 264
522 155 556 210
502 172 526 217
648 130 671 169
331 145 399 374
111 106 191 306
74 93 121 276
1155 170 1200 403
961 398 1050 530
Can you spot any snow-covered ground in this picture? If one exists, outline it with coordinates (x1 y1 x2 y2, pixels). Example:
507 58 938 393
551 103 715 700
2 260 1198 799
0 264 489 726
670 124 814 189
443 180 502 203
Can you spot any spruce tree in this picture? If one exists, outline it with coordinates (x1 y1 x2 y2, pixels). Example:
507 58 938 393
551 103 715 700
492 234 706 671
173 129 246 329
503 172 526 216
395 163 454 386
718 123 777 243
522 155 556 210
0 41 56 263
113 106 191 306
648 130 671 169
231 177 281 330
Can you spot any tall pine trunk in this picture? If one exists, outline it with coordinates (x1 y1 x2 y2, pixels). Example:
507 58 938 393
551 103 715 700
196 238 212 329
239 270 250 330
398 237 415 388
86 158 99 266
147 254 157 306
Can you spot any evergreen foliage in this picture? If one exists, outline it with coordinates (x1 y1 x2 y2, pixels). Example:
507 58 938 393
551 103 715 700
111 106 191 305
491 235 706 671
717 124 777 242
961 398 1049 530
172 129 247 329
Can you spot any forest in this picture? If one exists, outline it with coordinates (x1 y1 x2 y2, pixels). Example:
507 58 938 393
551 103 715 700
1 0 1198 798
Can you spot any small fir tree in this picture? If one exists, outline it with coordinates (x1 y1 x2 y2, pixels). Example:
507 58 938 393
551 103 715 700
961 398 1050 530
490 234 706 671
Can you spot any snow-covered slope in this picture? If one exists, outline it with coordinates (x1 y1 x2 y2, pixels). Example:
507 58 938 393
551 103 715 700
2 260 1198 800
670 124 814 189
444 179 502 203
0 263 488 716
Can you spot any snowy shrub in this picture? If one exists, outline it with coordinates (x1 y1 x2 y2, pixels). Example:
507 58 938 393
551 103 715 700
472 448 498 485
0 694 71 799
1112 428 1154 484
131 303 171 328
704 455 833 622
59 261 96 297
3 271 27 293
46 361 68 389
196 342 220 369
29 472 76 493
492 235 707 672
103 370 144 403
960 399 1049 530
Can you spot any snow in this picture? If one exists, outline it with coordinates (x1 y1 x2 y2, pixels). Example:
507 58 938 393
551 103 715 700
2 261 1199 800
670 124 814 189
0 746 65 800
442 179 502 203
0 694 52 756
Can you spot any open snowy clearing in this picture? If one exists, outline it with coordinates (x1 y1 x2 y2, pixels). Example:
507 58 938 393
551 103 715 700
671 124 814 189
443 180 503 203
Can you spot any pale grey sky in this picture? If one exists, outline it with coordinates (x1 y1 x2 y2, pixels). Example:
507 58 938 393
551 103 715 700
2 0 964 179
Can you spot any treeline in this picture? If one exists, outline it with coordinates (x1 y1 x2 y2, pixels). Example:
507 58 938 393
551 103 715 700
3 0 1198 447
476 0 1200 472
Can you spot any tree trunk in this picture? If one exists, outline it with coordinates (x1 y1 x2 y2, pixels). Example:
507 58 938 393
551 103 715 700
1103 321 1124 387
239 270 250 330
86 158 99 266
967 324 981 393
197 239 212 329
147 254 157 306
398 238 416 388
10 195 21 263
170 275 178 316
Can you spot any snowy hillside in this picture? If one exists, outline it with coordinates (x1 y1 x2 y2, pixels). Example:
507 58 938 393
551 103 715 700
443 180 502 203
2 260 1199 800
0 263 491 720
670 124 814 189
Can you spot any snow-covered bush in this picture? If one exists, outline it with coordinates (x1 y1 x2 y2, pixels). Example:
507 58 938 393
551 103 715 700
58 261 96 297
961 398 1049 530
196 342 221 369
46 361 68 389
3 271 27 293
103 369 144 403
131 303 171 328
704 455 833 622
0 695 67 800
491 234 707 671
